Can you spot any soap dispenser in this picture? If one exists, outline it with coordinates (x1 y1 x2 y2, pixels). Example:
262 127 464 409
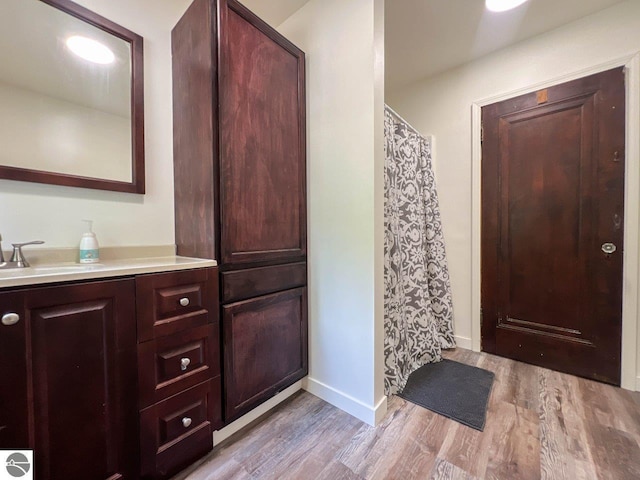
79 220 100 263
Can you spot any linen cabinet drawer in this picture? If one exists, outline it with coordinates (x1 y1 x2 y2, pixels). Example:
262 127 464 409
221 262 307 303
137 267 218 342
138 324 220 408
140 378 221 479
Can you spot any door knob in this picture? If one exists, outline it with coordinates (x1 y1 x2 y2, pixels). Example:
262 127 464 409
601 243 617 254
1 313 20 326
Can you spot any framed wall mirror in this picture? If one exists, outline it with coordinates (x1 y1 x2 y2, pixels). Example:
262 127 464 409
0 0 145 193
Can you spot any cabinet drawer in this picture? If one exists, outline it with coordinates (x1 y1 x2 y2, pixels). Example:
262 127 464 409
223 287 308 422
138 324 220 408
140 378 221 479
137 267 218 342
221 262 306 303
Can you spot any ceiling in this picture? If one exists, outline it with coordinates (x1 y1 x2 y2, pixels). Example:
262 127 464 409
1 0 625 116
385 0 627 91
240 0 310 28
238 0 627 92
0 0 132 117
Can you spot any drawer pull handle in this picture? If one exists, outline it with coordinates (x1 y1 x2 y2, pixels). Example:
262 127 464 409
182 417 192 428
1 313 20 326
180 358 191 371
179 297 190 307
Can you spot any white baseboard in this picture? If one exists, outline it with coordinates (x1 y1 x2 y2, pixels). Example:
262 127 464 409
454 335 472 350
373 394 388 424
303 376 387 426
212 380 302 446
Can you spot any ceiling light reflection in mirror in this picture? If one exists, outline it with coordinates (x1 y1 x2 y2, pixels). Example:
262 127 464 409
485 0 529 12
0 0 133 184
66 35 115 64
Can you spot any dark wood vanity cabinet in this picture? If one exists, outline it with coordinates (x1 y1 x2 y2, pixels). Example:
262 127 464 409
0 266 221 480
136 268 222 480
173 0 308 425
0 279 138 479
0 291 30 451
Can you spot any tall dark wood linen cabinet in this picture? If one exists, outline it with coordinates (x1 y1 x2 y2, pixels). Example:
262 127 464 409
172 0 308 424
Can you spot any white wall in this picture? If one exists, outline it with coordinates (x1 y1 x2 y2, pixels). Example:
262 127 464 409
0 81 131 182
0 0 191 248
278 0 387 425
387 0 640 384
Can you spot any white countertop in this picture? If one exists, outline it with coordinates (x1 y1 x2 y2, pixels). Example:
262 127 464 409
0 256 217 289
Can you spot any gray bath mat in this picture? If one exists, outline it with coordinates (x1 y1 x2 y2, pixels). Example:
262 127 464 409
399 359 494 431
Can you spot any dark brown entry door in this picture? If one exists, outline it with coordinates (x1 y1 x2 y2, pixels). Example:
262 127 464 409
481 68 625 385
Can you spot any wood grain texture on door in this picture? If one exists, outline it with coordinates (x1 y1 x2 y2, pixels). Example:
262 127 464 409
223 287 308 421
481 67 625 385
219 0 306 266
28 279 138 479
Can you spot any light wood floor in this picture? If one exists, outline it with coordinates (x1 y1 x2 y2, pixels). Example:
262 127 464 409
176 349 640 480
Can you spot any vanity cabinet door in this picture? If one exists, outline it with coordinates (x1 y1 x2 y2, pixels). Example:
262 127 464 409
0 291 28 449
26 279 138 480
223 287 308 421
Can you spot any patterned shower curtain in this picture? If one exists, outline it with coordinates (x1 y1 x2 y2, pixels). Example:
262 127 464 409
384 106 456 396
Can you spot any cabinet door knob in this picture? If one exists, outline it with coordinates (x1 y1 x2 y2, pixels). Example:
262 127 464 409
1 313 20 326
182 417 192 428
180 357 191 371
179 297 190 307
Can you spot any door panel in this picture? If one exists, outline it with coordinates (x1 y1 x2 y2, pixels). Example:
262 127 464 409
500 98 593 334
0 291 28 449
28 280 137 479
481 68 625 385
223 287 308 421
219 0 306 266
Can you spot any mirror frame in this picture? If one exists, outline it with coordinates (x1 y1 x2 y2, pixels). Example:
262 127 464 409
0 0 145 194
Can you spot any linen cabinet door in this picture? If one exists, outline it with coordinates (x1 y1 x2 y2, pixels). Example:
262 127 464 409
26 279 138 480
0 291 28 449
219 0 306 266
223 287 308 421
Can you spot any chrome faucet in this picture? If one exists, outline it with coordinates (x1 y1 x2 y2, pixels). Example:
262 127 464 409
9 241 45 268
0 239 45 269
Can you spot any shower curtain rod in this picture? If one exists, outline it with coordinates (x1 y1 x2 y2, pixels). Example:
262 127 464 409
385 104 425 139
